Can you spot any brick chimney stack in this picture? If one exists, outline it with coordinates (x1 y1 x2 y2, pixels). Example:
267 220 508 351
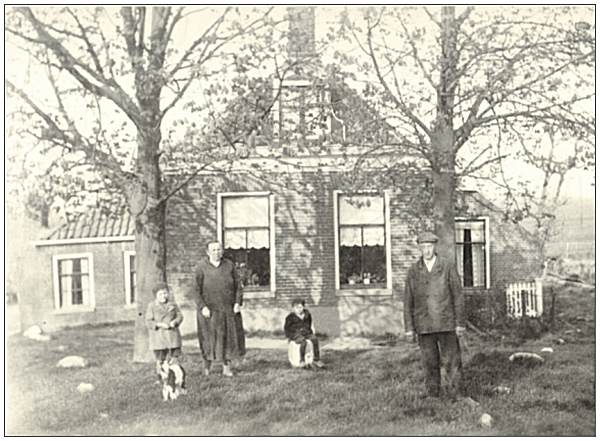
287 7 316 63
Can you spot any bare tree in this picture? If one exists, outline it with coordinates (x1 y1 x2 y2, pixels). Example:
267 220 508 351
334 6 594 261
5 6 287 361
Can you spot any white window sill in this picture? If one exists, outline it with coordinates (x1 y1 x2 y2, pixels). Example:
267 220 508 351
336 287 392 297
52 307 96 315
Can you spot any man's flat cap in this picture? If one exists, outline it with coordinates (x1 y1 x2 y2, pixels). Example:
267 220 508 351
417 231 439 243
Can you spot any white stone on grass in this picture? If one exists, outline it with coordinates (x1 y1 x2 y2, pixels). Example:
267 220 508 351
77 383 95 393
57 355 89 368
508 352 544 364
23 325 51 342
541 347 554 353
479 413 493 428
492 385 511 394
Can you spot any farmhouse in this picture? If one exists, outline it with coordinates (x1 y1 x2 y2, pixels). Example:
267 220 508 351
24 173 540 336
24 211 136 330
21 7 541 335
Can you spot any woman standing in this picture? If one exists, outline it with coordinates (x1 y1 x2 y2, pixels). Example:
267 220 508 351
193 241 245 377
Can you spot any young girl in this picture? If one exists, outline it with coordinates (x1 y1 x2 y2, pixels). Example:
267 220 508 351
146 282 184 377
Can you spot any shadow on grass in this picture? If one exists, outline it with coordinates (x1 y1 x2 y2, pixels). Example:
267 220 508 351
518 397 595 412
461 350 542 398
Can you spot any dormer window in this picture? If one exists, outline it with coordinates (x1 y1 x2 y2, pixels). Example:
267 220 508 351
272 79 332 148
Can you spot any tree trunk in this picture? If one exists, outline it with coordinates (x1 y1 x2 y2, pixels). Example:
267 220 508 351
128 7 171 363
132 124 166 363
431 6 458 264
431 126 457 264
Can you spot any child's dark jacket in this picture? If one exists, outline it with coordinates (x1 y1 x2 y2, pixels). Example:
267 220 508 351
284 310 314 340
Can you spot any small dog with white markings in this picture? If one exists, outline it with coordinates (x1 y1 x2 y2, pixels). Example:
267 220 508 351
159 359 187 401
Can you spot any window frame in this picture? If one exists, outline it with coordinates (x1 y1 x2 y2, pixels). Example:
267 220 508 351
272 78 331 144
123 250 136 307
52 252 95 313
454 216 491 289
333 190 393 296
217 191 276 299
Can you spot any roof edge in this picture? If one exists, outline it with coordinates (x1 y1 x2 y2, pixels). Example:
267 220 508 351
33 235 135 247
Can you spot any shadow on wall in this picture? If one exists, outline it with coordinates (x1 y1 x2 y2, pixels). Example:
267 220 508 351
166 171 408 337
276 171 406 337
166 180 220 276
334 296 404 335
278 170 344 336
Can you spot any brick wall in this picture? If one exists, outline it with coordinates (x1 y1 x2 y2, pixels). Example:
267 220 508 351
460 192 542 289
459 192 542 326
23 240 135 332
23 173 540 335
166 173 540 336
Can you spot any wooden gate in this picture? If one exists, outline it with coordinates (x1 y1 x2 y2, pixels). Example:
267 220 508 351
506 279 543 318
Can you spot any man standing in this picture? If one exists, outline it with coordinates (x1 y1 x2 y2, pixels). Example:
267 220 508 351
404 231 465 399
193 241 245 377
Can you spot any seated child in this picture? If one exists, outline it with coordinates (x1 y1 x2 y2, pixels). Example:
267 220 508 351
145 282 184 378
284 299 324 368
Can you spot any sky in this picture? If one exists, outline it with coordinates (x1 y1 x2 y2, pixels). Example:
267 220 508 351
4 5 596 205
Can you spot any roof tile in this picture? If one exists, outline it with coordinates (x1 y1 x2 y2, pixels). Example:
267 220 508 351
45 209 134 241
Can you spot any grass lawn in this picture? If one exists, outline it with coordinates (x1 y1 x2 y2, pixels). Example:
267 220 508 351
6 288 595 435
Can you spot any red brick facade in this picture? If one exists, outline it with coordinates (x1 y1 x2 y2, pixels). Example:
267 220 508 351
165 171 541 336
23 169 540 336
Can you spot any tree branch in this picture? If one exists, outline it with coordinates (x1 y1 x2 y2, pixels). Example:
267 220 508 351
166 8 230 81
397 16 436 90
161 7 276 118
15 7 142 128
66 7 104 75
365 15 431 139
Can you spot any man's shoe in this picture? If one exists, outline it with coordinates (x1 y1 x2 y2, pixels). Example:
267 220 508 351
313 360 325 368
222 364 234 377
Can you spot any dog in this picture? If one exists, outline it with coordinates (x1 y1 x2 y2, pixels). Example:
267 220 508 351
159 359 187 401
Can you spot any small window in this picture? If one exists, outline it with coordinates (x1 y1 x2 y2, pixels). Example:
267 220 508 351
273 80 331 146
455 219 489 288
124 251 136 305
52 253 94 310
337 194 388 289
221 194 272 290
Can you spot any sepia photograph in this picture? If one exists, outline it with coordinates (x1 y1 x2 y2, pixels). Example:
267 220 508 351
4 4 595 436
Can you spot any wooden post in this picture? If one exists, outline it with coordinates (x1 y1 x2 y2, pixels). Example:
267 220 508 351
535 277 544 317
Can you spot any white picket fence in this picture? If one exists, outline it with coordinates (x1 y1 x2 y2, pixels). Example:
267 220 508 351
506 279 543 318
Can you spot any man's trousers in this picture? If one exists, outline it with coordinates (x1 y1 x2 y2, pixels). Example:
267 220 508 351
418 331 462 398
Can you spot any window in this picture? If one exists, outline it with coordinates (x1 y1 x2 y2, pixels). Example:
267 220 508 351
455 218 490 288
123 251 136 305
218 193 275 294
52 253 95 311
273 79 332 147
334 192 392 292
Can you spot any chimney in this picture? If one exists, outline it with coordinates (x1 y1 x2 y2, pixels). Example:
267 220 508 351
287 7 316 63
